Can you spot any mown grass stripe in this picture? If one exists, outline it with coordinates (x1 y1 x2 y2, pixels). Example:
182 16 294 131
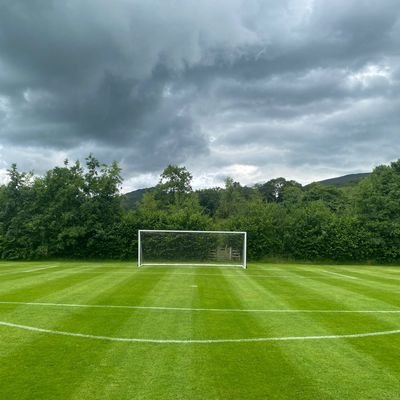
1 261 400 400
0 267 172 399
281 266 400 311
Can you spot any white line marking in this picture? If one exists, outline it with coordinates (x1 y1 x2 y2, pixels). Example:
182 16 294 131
59 271 302 278
22 266 59 273
0 269 32 276
322 270 360 280
1 301 400 313
11 269 301 278
0 265 59 275
0 320 399 344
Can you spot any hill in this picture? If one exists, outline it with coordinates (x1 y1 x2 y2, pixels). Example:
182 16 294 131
121 187 152 209
122 172 371 209
315 173 370 186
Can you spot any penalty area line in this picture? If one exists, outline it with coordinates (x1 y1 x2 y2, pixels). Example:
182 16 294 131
1 301 400 313
0 320 400 344
0 265 60 275
322 270 360 280
22 265 60 273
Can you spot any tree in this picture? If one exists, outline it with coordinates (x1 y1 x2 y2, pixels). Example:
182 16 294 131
303 183 347 212
216 178 246 218
197 187 222 217
156 165 193 207
0 164 35 259
80 155 123 257
31 159 86 258
284 201 334 260
353 160 400 261
158 164 192 193
0 156 124 260
223 197 285 259
257 178 302 203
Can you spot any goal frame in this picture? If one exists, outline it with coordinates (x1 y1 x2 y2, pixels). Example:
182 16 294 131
137 229 247 269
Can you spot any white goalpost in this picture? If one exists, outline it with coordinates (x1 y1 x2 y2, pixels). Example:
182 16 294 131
138 229 247 269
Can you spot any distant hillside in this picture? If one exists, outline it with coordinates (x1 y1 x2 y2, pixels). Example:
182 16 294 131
315 173 370 186
122 172 371 209
121 187 153 209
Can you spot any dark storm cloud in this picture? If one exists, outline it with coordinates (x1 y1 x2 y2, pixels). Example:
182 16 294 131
0 0 400 188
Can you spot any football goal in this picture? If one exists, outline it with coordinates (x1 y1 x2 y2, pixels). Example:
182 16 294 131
138 229 247 268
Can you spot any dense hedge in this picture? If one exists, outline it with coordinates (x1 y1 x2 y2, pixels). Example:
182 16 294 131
1 157 400 263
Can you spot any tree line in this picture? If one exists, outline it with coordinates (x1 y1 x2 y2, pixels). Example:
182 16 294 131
1 155 400 263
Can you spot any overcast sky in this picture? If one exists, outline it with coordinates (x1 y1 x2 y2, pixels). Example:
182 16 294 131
0 0 400 191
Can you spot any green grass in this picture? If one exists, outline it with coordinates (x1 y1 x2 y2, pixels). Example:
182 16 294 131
1 261 400 399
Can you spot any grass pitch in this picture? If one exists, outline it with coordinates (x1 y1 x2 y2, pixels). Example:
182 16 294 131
0 262 400 399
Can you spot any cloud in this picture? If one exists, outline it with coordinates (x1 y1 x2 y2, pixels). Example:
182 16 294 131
0 0 399 190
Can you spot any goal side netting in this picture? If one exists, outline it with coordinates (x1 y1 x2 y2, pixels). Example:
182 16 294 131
138 230 247 268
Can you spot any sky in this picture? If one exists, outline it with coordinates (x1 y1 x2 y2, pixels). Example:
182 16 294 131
0 0 400 191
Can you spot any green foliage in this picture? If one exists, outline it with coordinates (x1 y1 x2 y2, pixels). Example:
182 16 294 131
0 156 122 260
216 177 255 218
155 164 193 207
303 183 347 212
353 161 400 262
224 198 285 260
1 156 400 263
256 177 302 203
196 187 222 217
0 165 35 259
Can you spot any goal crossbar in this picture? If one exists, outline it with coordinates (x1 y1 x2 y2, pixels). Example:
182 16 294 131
138 229 247 269
139 229 247 234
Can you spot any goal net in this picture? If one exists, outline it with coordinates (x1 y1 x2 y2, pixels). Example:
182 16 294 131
138 230 247 268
